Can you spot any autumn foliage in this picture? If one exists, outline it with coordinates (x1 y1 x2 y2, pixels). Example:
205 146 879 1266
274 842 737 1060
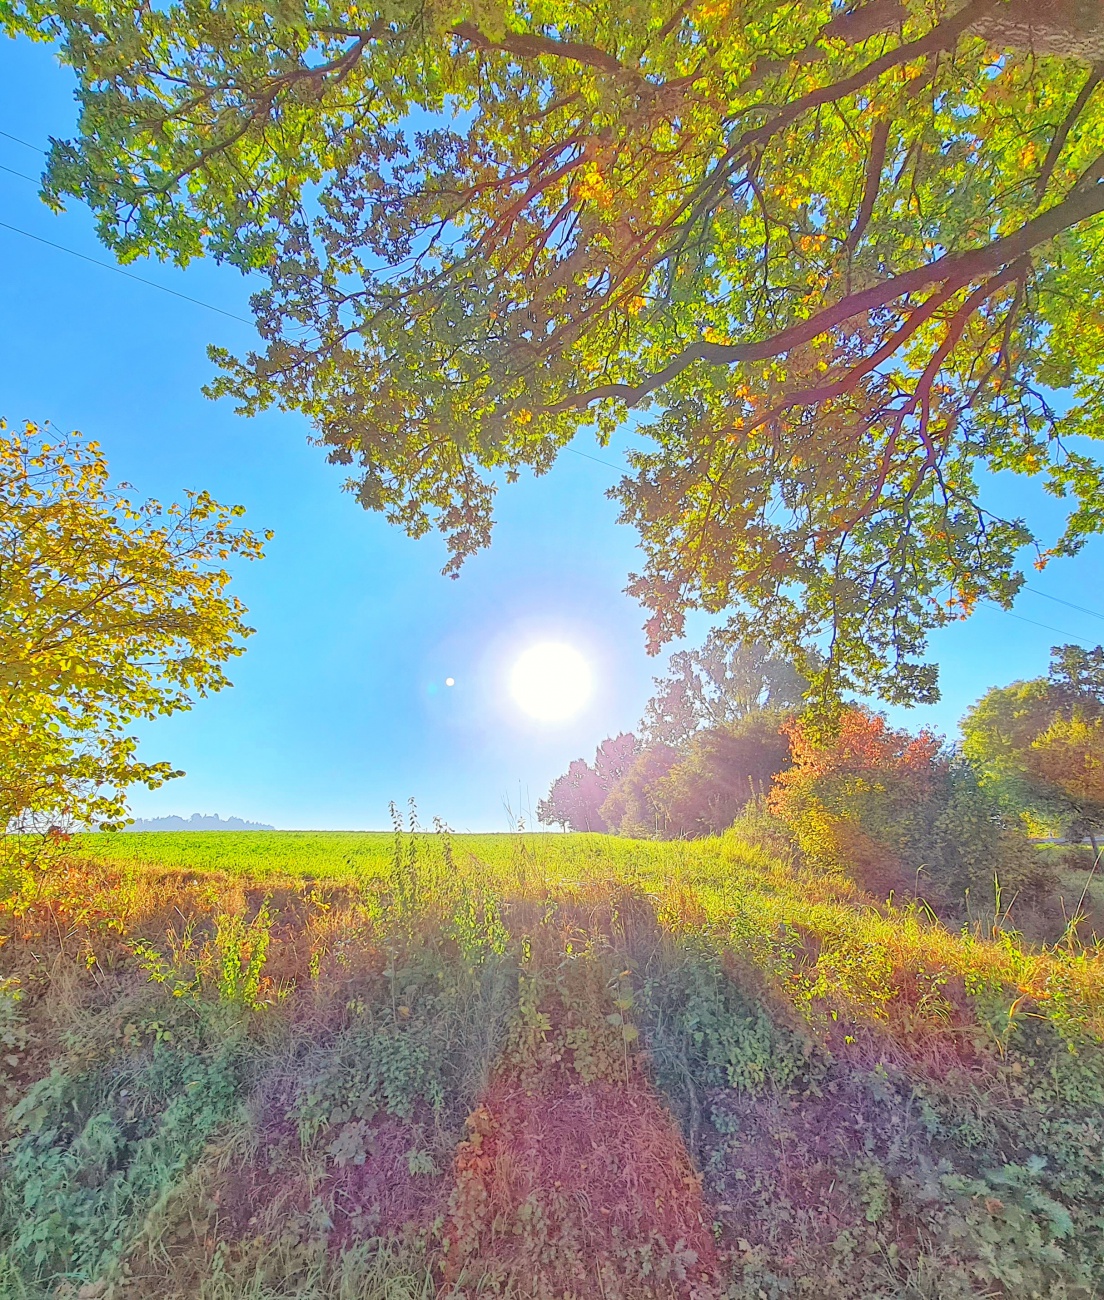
0 420 267 834
25 0 1104 698
771 709 944 897
771 707 1045 912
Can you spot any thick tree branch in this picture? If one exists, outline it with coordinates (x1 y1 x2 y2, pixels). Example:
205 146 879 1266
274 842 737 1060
822 1 909 44
546 165 1104 412
451 22 628 74
1035 62 1103 201
455 0 910 89
732 0 910 93
738 277 972 435
721 0 999 175
846 117 892 253
584 0 1001 321
970 0 1104 61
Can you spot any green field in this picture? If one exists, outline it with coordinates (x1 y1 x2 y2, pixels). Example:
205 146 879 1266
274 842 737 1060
75 827 1104 942
74 829 663 882
72 828 750 903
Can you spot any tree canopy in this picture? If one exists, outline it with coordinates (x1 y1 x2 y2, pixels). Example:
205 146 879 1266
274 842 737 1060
650 710 792 837
536 732 639 831
0 421 268 832
642 632 805 746
18 0 1104 699
962 642 1104 843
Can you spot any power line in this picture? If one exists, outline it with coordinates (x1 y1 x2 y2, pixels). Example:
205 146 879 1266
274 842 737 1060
0 218 252 325
982 600 1092 646
0 129 44 154
0 162 40 184
4 121 1104 622
1024 584 1104 624
564 448 1104 630
560 460 1104 639
0 140 265 329
564 445 625 473
1 123 253 325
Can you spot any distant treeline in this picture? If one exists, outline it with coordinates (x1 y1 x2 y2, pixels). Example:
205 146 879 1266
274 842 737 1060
124 813 275 832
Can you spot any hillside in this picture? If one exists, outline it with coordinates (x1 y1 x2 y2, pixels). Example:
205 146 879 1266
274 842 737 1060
1 827 1102 1299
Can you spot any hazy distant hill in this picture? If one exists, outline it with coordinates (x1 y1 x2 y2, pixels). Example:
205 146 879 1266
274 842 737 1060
124 813 275 832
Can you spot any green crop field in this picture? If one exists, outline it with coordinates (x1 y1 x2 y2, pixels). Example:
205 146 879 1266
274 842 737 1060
2 825 1103 1300
73 829 681 884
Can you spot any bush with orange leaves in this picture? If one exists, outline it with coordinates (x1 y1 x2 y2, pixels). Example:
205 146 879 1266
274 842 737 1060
771 708 1049 915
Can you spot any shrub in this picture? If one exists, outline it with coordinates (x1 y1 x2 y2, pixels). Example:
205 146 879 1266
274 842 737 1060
772 708 1047 915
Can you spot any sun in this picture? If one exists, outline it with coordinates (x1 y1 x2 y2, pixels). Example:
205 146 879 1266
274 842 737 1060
509 642 593 722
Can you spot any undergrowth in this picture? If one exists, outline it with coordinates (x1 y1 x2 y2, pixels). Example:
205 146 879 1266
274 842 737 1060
0 826 1101 1298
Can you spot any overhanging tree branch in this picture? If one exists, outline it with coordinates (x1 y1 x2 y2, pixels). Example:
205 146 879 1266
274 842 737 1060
546 168 1104 412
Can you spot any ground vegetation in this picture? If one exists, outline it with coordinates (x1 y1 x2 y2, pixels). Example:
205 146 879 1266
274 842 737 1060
1 825 1102 1298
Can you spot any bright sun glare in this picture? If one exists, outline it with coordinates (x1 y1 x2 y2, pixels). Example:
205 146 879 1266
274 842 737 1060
509 642 593 722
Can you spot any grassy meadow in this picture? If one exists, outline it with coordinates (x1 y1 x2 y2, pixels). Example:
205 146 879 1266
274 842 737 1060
1 824 1103 1299
71 829 672 884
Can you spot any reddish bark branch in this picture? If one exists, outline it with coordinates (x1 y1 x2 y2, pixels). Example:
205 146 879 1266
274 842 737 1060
846 117 892 253
1035 62 1103 201
451 22 627 75
545 166 1104 412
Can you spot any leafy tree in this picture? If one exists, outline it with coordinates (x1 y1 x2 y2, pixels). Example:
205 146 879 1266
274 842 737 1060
535 759 606 832
642 632 805 747
1029 714 1104 836
537 733 639 831
0 420 268 832
962 643 1104 844
599 742 678 838
552 709 790 839
772 707 945 895
772 707 1043 909
591 730 640 793
18 0 1104 700
1049 642 1104 707
651 713 792 838
920 758 1046 914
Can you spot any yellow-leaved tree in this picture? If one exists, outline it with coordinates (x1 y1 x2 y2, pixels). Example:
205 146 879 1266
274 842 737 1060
0 419 269 841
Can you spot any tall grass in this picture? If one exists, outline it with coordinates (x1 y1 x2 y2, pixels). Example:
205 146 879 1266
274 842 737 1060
1 826 1102 1298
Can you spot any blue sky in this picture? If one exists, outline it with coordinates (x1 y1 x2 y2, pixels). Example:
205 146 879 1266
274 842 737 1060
3 35 1104 830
